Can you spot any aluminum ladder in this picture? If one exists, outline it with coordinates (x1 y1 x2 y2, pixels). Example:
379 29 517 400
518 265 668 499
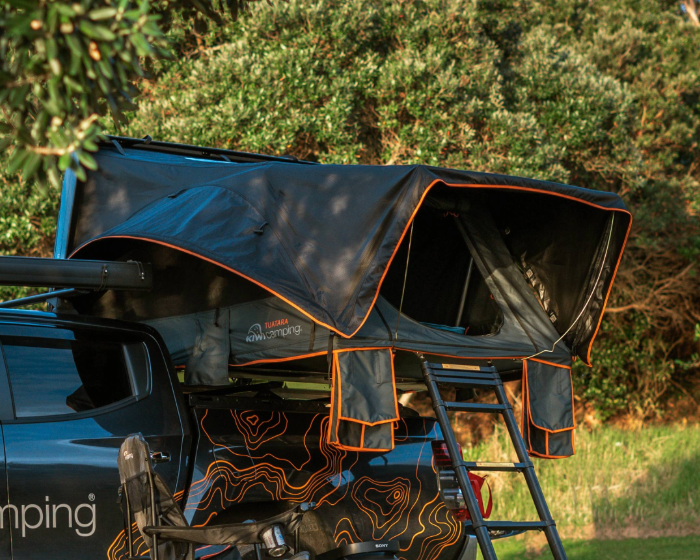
419 357 567 560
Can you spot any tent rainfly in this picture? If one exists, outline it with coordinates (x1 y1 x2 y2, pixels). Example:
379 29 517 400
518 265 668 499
65 145 631 458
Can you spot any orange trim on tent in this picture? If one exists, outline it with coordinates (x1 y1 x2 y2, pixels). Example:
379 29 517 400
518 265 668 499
327 353 338 446
229 351 328 367
69 181 631 358
528 449 572 460
521 360 576 459
527 427 576 460
585 215 632 366
329 441 394 453
69 235 350 338
328 348 397 452
229 349 570 369
350 181 632 351
529 358 572 370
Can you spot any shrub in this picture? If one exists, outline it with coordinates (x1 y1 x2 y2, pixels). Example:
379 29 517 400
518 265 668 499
120 0 699 419
6 0 700 419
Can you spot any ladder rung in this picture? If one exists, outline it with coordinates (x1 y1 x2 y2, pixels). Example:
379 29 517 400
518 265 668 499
445 402 506 413
427 362 497 373
434 376 499 388
486 520 548 531
465 520 549 531
432 370 497 381
462 461 531 472
421 357 566 559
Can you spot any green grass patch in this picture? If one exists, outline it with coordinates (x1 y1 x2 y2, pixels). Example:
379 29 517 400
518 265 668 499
477 535 700 559
465 424 700 536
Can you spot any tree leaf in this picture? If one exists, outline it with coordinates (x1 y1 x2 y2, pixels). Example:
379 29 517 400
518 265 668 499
0 136 13 152
7 149 31 174
58 152 72 171
79 21 116 41
77 150 98 170
22 152 42 180
89 7 118 21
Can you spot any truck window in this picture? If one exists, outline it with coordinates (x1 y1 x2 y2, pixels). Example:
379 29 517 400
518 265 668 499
2 333 136 418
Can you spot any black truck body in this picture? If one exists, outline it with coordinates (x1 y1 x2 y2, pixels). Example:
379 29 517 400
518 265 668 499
0 309 453 560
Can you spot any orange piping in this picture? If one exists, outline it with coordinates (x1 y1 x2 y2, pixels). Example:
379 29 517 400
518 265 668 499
70 181 632 357
585 214 632 365
229 349 567 369
350 180 632 350
229 351 327 367
69 235 349 338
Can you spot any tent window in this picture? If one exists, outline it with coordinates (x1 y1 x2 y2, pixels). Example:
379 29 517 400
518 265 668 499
380 205 503 336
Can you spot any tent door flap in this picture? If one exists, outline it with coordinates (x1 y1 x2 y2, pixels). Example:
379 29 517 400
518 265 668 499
329 348 398 452
522 360 575 459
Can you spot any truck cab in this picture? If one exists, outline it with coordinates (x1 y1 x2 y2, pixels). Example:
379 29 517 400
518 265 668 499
0 310 189 559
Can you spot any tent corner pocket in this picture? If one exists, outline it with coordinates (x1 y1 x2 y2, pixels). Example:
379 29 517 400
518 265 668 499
328 348 398 452
522 359 576 459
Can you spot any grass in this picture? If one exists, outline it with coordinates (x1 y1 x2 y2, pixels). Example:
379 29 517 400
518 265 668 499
478 535 700 559
463 423 700 538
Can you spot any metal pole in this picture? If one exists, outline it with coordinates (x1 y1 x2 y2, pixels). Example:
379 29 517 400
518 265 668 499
0 288 87 308
148 470 159 560
455 258 474 327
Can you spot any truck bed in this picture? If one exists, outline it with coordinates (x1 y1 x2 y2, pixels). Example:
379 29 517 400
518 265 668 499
184 395 463 560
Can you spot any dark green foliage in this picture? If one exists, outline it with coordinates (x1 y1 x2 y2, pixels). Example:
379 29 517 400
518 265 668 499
120 0 700 419
1 0 698 419
0 0 255 300
0 0 256 190
0 151 59 301
0 0 172 188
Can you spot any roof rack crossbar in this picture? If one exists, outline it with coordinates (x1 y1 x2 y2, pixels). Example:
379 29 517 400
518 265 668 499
106 135 316 165
0 288 89 309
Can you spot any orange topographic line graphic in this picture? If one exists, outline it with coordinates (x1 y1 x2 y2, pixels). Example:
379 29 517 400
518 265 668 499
108 412 462 560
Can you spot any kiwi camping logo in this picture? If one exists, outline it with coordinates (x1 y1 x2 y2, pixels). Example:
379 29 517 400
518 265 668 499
246 317 302 342
0 496 96 537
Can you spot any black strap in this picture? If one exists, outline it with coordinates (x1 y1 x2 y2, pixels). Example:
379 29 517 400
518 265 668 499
375 305 394 341
308 321 316 352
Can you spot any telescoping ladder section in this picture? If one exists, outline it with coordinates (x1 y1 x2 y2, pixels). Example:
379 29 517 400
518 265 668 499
418 357 567 560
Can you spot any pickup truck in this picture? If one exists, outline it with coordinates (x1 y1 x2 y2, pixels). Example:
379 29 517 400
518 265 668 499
0 307 459 560
0 134 630 560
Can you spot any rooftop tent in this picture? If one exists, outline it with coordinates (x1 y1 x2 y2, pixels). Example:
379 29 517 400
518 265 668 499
65 142 631 457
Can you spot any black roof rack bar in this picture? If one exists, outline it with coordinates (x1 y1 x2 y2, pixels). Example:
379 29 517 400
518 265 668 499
0 256 152 291
105 135 316 165
0 288 89 309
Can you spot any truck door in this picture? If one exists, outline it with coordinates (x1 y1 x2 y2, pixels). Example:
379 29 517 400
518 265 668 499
0 321 188 560
0 357 13 560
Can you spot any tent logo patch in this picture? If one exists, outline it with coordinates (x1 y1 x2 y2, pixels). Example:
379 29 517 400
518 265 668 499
246 318 302 342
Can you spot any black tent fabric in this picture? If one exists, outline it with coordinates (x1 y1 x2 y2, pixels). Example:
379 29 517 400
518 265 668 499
67 143 633 458
68 146 630 364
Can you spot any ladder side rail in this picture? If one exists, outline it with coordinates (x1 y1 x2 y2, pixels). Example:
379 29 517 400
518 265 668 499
493 381 568 560
420 358 499 560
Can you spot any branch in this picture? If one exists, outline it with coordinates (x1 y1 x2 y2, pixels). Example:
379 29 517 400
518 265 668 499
684 0 700 27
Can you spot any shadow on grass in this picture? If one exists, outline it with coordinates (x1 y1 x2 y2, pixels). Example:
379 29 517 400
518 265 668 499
592 450 700 538
483 534 700 560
